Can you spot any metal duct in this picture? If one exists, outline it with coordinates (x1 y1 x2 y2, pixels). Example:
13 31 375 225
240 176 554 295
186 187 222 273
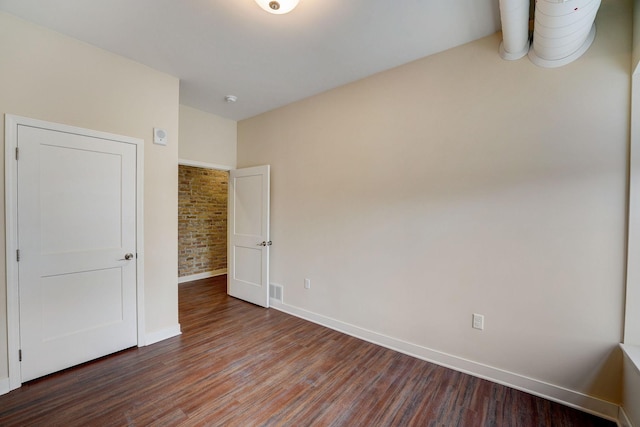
528 0 601 68
499 0 530 60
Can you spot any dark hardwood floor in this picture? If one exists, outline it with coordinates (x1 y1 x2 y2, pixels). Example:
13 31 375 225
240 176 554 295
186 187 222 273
0 276 616 426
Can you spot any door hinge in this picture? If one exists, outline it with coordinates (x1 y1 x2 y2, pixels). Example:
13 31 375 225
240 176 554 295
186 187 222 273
18 349 22 362
16 249 20 262
15 147 18 161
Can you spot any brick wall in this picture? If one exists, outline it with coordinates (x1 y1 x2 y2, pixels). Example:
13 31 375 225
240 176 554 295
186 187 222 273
178 166 228 278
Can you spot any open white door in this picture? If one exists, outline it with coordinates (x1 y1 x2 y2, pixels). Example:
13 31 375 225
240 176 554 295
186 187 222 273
228 165 270 307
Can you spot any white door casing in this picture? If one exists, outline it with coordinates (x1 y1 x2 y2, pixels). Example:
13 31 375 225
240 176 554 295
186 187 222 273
5 115 145 389
228 165 270 308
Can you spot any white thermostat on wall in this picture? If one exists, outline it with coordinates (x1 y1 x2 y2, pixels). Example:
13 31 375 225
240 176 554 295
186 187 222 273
153 128 167 145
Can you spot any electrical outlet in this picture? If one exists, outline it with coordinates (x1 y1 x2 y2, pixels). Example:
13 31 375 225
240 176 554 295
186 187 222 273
304 278 311 289
472 313 484 330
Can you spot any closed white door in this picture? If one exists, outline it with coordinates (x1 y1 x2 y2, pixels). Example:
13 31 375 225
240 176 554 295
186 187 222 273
18 124 138 382
228 165 270 307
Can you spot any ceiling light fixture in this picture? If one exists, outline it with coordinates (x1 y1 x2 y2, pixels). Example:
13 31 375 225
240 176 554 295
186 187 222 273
254 0 299 14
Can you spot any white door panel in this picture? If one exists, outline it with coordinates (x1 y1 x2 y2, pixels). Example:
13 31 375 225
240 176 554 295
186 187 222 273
39 143 124 253
228 165 270 307
18 124 137 382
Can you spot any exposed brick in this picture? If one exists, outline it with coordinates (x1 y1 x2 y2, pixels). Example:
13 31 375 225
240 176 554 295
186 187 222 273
178 165 228 277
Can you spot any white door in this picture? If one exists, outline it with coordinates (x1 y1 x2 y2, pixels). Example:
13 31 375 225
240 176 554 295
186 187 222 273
17 124 138 382
228 165 270 307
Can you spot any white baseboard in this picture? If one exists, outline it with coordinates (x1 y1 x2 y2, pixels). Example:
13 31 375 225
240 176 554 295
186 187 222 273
619 406 633 427
0 377 9 396
145 324 182 346
178 269 227 284
271 300 620 422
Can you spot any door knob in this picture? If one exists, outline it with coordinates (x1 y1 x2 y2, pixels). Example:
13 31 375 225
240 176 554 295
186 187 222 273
258 241 273 247
120 253 134 260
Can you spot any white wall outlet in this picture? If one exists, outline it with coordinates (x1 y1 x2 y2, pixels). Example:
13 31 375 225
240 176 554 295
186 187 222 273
304 278 311 289
472 313 484 330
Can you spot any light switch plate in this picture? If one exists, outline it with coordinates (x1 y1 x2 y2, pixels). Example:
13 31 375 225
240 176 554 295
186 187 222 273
472 313 484 330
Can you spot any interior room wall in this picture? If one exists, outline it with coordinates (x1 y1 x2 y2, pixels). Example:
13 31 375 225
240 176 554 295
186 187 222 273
179 104 237 168
622 2 640 423
622 348 640 426
0 12 180 382
178 166 228 279
238 0 630 408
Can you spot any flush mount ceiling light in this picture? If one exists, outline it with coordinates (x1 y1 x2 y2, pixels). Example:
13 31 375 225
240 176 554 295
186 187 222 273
255 0 299 14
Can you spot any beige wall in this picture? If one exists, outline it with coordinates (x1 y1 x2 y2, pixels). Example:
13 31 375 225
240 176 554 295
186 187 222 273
0 12 180 380
622 349 640 426
627 71 640 346
179 104 237 168
238 0 630 404
622 3 640 425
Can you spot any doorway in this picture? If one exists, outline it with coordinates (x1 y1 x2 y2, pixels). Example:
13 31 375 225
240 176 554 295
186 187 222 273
177 164 229 283
176 162 271 308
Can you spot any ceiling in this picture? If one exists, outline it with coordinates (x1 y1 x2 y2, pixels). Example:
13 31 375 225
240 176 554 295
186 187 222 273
0 0 501 121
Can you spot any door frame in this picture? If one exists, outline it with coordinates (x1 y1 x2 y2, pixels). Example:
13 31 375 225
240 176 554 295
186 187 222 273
4 114 145 391
177 160 271 308
177 159 232 283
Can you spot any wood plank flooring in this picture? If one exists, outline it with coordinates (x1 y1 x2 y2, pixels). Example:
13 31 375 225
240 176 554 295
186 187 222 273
0 276 616 426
